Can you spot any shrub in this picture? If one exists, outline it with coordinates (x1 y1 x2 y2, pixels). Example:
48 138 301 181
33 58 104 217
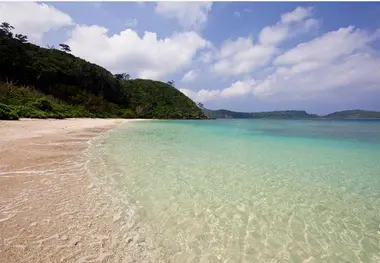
0 103 19 120
31 97 53 111
120 108 136 118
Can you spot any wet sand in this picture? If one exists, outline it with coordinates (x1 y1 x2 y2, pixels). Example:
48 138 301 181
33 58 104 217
0 118 148 263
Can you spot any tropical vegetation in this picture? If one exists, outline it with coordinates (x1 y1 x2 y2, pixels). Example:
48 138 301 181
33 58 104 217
0 22 206 120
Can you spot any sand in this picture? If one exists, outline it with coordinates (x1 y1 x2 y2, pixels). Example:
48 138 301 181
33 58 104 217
0 118 149 263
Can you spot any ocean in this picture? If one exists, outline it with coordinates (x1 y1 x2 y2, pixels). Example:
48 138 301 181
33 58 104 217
87 119 380 262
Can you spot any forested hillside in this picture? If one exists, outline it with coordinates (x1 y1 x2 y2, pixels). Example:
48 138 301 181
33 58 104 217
0 22 206 120
324 110 380 119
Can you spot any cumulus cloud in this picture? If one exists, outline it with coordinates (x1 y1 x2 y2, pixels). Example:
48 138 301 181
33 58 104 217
66 25 209 79
234 11 241 17
258 25 289 46
212 37 277 76
254 26 380 99
0 2 73 43
281 6 313 24
180 79 256 102
259 6 315 45
155 2 212 30
181 70 198 83
274 26 374 65
180 88 221 103
187 26 380 103
125 18 138 28
210 6 317 76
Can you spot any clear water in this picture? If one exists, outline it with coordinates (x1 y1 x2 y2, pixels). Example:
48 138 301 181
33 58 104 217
88 120 380 262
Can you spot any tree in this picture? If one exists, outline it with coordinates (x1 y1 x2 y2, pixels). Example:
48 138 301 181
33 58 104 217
46 45 56 49
114 73 130 81
197 102 204 109
59 43 71 52
167 80 175 87
0 22 14 38
15 34 28 43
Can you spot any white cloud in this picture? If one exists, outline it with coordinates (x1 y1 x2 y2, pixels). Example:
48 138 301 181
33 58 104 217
186 26 380 103
281 6 313 24
258 25 289 45
259 6 315 45
244 8 252 13
180 79 256 102
220 79 256 98
234 11 241 17
125 18 138 28
155 2 212 30
275 26 374 65
212 37 277 76
66 25 209 79
181 70 198 83
180 88 221 103
198 51 214 64
0 2 73 43
254 26 380 100
210 6 317 77
254 52 380 100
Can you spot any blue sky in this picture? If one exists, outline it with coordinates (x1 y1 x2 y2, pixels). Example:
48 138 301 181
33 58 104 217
1 2 380 114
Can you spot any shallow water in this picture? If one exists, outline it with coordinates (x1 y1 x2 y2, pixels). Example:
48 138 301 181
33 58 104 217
88 119 380 262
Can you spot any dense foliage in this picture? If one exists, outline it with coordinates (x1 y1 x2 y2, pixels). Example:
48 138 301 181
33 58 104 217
124 79 206 119
0 81 97 119
0 22 206 120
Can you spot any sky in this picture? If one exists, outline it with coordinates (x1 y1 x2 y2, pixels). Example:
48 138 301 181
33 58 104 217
1 1 380 114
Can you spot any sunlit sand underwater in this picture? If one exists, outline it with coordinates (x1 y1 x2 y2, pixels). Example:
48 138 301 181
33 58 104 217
87 119 380 262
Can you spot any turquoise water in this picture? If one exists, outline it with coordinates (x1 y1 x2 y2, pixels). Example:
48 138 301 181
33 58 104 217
89 120 380 262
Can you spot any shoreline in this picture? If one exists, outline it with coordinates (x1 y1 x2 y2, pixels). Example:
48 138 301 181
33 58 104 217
0 118 147 262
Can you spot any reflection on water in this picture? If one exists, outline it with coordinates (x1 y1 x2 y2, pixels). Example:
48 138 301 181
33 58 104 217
88 120 380 262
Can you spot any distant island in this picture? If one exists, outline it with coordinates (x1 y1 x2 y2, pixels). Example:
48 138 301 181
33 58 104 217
0 22 206 120
203 109 380 119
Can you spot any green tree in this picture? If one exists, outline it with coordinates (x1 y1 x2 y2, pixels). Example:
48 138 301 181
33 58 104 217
114 73 130 80
0 22 14 38
59 43 71 52
15 34 28 43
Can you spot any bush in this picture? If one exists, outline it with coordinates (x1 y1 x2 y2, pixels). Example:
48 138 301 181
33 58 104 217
0 103 19 120
120 108 136 118
31 97 53 111
15 105 47 119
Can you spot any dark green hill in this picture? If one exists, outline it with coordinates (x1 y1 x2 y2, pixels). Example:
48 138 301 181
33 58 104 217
204 109 319 119
203 109 251 119
0 22 205 120
324 110 380 119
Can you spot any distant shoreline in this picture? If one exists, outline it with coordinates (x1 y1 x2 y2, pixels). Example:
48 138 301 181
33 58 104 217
211 118 380 120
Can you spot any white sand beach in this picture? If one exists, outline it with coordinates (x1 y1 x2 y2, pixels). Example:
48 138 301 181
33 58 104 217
0 118 147 263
